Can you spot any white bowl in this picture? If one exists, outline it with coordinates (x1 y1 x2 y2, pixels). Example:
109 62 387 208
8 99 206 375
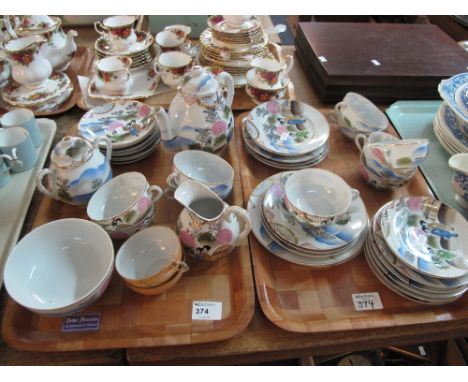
4 219 114 316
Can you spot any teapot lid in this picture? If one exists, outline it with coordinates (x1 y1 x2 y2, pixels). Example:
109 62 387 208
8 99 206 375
16 15 58 33
51 136 94 168
179 66 219 98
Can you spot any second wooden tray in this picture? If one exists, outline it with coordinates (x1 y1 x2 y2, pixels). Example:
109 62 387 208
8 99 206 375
234 111 468 333
2 131 255 351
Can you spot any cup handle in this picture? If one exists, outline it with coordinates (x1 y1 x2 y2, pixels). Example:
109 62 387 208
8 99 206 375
173 260 189 273
351 188 360 201
149 185 163 203
94 136 112 163
215 71 234 108
283 54 294 73
0 153 14 170
166 172 179 188
354 134 368 153
94 21 108 35
224 206 252 247
35 168 57 199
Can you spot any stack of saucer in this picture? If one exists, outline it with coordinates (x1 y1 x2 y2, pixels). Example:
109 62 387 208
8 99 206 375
435 73 468 155
365 196 468 305
199 15 269 87
242 100 329 169
78 101 161 165
247 170 369 267
95 30 156 70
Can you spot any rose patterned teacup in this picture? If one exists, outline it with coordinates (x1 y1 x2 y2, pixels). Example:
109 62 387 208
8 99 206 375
155 28 190 53
284 169 360 227
250 56 294 88
94 15 138 53
87 172 163 235
155 51 194 88
95 56 132 96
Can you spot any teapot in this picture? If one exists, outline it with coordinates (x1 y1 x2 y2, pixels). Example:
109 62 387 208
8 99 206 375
154 65 234 153
35 136 112 206
4 15 77 72
174 180 251 262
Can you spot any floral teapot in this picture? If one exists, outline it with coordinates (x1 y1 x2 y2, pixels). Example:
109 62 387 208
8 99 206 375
35 136 112 206
175 180 251 261
3 15 77 72
154 65 234 153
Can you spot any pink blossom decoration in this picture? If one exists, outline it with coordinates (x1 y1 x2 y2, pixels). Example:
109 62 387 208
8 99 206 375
108 121 124 132
407 197 423 211
216 228 232 245
371 147 385 162
137 196 151 212
138 103 151 117
270 183 284 199
266 100 280 114
179 230 196 248
276 125 288 134
212 120 227 136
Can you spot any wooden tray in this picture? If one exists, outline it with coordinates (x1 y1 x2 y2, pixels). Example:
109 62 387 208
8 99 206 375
0 120 56 287
0 46 92 117
77 43 294 111
1 131 255 351
234 111 468 333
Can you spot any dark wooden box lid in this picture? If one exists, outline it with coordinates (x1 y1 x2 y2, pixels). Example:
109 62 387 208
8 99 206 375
296 22 468 79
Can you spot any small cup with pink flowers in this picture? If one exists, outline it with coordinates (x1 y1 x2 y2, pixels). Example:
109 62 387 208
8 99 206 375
87 172 163 239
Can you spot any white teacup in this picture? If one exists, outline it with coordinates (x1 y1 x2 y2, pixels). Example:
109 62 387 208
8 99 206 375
334 92 388 137
155 51 194 88
223 15 252 27
165 150 234 199
95 56 132 96
94 15 137 52
250 56 294 88
284 169 359 227
155 28 189 52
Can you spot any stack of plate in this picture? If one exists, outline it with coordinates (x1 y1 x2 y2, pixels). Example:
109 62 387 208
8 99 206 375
435 73 468 155
365 196 468 305
199 15 269 87
242 100 329 169
247 171 369 267
78 101 161 165
94 30 156 70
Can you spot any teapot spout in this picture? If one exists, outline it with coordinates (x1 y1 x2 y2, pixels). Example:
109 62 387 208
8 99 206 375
154 106 175 141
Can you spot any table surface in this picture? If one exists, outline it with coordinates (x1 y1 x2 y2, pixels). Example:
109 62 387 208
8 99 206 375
1 20 467 366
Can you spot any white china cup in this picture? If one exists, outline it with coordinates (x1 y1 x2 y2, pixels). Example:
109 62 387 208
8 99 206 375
95 55 133 96
87 171 163 233
223 15 252 27
155 28 188 51
250 56 294 88
94 15 137 52
165 150 234 199
155 51 194 88
284 169 359 227
3 218 114 316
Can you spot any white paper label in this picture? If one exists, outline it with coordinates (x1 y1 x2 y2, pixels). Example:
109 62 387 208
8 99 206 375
371 59 381 66
418 346 427 356
318 56 328 62
352 292 383 311
192 301 222 320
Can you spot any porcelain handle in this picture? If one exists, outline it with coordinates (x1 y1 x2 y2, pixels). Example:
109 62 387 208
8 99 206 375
94 21 108 35
35 168 57 200
163 173 178 199
216 71 234 108
2 16 18 39
283 55 294 73
94 136 113 163
149 185 163 204
354 134 368 153
0 153 14 170
224 206 252 247
173 260 189 273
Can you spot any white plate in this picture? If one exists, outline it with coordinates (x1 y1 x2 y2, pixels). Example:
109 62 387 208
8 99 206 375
0 119 56 287
78 100 156 148
2 72 73 109
88 63 160 101
262 171 368 251
380 196 468 279
246 100 329 156
247 173 367 267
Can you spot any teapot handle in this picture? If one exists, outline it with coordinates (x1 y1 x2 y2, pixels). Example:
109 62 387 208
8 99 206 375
93 136 113 163
215 71 234 108
224 206 252 247
35 168 57 200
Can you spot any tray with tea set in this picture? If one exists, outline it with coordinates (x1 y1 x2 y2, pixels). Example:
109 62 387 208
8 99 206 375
234 111 468 333
1 127 255 351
